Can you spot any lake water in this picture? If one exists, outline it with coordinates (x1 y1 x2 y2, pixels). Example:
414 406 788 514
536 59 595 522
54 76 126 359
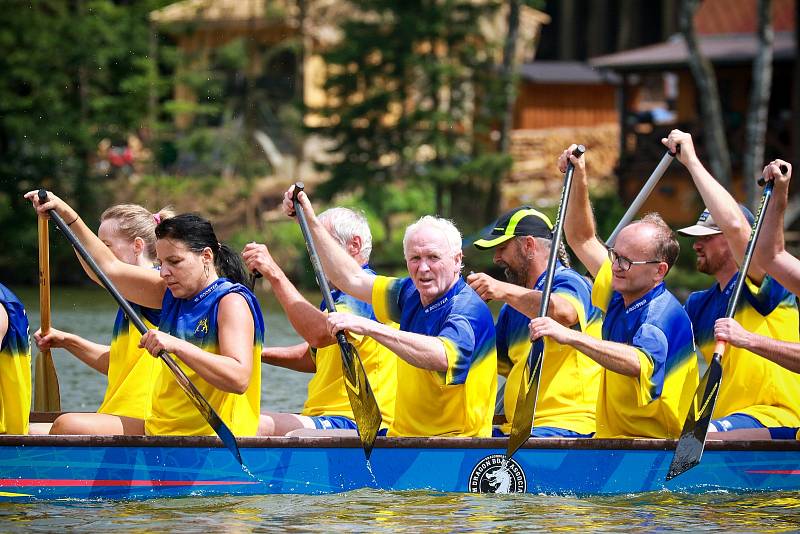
2 286 800 532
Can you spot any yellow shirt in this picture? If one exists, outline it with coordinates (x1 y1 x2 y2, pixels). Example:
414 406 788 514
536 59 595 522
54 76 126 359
302 295 397 427
0 285 31 435
145 280 263 437
685 273 800 428
97 306 161 419
591 261 699 438
498 265 601 435
373 275 496 437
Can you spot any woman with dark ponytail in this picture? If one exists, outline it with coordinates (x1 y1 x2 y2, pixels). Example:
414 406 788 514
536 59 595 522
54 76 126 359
25 193 264 438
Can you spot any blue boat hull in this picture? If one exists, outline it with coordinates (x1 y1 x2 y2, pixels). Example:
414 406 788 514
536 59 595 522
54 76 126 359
1 435 798 500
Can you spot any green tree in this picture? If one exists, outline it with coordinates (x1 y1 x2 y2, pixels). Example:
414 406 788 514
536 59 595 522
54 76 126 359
0 0 172 283
314 0 511 240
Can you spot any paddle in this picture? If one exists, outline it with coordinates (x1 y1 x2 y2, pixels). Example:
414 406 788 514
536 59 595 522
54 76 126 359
506 144 585 459
666 165 784 481
40 194 244 465
291 182 382 458
606 149 678 246
33 190 61 412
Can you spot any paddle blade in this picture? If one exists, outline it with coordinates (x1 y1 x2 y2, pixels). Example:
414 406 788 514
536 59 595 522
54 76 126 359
506 341 544 458
33 350 61 412
339 340 382 459
667 354 723 480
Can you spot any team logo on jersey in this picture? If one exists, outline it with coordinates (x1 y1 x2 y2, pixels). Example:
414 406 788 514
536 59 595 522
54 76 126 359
194 318 209 337
468 454 526 494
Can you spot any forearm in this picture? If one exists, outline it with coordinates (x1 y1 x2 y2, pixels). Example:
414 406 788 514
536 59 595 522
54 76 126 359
738 332 800 373
57 333 110 374
263 266 335 347
562 330 641 376
170 339 252 393
758 180 789 261
564 174 605 277
262 342 316 373
359 322 448 372
504 287 578 326
685 158 752 262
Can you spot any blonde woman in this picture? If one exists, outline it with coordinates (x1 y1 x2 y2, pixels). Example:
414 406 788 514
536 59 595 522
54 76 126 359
32 204 174 435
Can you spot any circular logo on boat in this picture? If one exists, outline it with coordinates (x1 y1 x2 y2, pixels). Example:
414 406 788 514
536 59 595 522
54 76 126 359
468 454 526 494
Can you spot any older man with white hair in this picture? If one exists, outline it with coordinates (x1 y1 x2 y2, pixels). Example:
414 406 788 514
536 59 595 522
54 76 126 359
282 186 497 437
243 207 397 436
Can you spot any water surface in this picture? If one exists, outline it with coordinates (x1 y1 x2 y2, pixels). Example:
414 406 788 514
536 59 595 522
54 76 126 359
4 286 800 532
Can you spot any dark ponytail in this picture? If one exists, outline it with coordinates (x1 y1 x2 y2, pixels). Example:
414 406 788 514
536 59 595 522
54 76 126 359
155 214 251 289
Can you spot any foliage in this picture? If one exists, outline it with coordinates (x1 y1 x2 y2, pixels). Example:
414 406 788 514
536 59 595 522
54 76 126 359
0 0 173 283
313 0 512 240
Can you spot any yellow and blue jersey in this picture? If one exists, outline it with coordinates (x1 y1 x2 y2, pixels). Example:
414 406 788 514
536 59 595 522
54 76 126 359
303 266 397 427
591 261 699 438
498 263 602 435
146 279 265 437
97 305 162 419
373 275 496 437
0 284 31 435
685 273 800 428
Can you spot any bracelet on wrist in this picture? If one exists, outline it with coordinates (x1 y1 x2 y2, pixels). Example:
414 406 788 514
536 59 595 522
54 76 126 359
66 215 79 226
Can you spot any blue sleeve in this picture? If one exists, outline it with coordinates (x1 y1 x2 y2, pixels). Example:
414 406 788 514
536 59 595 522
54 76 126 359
552 271 594 326
744 275 796 317
632 323 669 401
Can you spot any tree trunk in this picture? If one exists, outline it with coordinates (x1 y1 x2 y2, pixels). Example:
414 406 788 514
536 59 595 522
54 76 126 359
743 0 774 210
680 0 732 187
488 0 520 221
793 0 800 168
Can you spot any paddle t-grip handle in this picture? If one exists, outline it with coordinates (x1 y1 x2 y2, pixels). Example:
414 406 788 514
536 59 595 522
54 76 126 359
758 164 789 186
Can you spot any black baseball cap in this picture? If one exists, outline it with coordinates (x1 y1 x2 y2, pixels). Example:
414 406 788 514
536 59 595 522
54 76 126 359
473 206 553 250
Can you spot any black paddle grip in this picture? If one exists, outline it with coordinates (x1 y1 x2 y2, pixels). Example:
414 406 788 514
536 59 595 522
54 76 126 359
758 164 789 186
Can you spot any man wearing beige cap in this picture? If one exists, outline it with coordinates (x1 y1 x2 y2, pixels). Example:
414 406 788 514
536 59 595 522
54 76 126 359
665 128 800 440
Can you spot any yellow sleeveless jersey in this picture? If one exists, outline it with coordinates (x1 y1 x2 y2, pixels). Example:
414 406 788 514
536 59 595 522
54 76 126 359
145 280 264 437
0 284 31 435
97 306 161 419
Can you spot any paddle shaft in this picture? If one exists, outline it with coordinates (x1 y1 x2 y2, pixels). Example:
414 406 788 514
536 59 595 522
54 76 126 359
290 182 382 457
606 150 676 246
290 184 354 374
506 144 584 459
43 202 243 465
667 169 779 480
34 189 61 412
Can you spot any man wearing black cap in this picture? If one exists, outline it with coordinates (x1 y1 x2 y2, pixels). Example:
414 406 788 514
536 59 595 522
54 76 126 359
468 207 601 437
528 145 699 439
664 129 800 439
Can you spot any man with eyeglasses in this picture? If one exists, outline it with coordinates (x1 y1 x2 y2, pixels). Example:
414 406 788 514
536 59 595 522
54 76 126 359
664 130 800 440
527 145 699 439
468 206 602 438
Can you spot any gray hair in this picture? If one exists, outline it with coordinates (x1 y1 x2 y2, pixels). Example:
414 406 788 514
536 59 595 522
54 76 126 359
532 237 571 269
403 215 464 271
318 207 372 262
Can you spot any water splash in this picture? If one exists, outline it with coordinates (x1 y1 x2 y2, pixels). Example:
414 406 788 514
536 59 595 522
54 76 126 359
365 459 379 488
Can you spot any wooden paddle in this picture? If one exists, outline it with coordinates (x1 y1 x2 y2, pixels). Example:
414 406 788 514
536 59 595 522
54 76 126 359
33 190 61 412
40 193 244 466
506 144 585 459
666 166 783 480
291 183 382 459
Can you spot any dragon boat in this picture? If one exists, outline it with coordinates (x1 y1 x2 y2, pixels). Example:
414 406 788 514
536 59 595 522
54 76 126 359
1 413 799 501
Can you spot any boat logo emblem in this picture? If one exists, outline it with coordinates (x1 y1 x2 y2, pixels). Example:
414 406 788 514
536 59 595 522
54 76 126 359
468 454 526 494
194 318 209 337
